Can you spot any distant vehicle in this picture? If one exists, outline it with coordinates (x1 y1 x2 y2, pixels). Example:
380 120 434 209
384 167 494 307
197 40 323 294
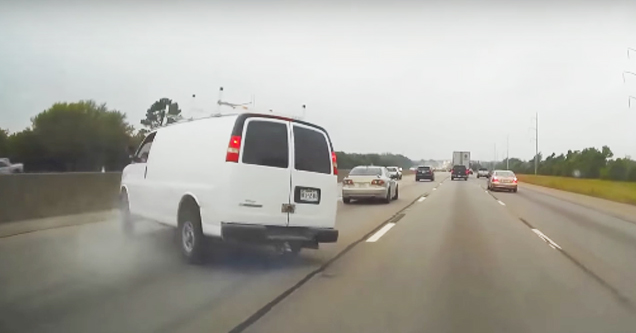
120 112 339 263
415 165 435 182
452 151 471 170
468 168 474 175
341 166 398 204
0 158 24 174
450 165 469 181
476 168 490 178
386 166 402 180
487 170 518 192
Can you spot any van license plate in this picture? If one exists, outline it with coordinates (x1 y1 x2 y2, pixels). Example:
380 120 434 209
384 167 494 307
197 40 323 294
295 186 321 204
300 189 319 202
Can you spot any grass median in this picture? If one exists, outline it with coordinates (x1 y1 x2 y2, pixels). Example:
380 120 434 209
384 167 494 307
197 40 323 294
517 174 636 206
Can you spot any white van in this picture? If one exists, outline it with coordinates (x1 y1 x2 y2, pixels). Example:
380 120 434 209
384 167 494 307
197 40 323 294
120 112 339 263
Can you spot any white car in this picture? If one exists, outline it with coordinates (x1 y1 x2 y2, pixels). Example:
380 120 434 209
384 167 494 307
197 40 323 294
386 166 402 180
0 158 24 174
476 168 490 178
341 166 399 204
120 112 339 263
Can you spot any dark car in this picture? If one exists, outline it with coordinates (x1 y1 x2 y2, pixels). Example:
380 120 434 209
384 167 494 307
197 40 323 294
450 165 469 181
415 166 435 181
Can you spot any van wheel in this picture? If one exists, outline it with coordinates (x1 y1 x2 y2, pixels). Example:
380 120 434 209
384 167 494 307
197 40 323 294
393 185 399 200
343 197 351 204
179 204 205 264
120 191 134 236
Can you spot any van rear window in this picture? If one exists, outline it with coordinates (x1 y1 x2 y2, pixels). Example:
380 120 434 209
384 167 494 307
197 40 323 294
242 120 289 168
293 125 331 174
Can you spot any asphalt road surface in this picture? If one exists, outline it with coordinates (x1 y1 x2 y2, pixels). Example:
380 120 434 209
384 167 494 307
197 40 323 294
0 176 439 333
2 174 636 333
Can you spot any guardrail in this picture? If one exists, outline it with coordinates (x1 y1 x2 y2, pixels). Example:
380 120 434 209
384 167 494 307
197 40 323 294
0 169 416 224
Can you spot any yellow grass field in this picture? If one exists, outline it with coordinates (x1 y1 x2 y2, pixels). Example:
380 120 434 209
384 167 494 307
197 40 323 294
517 174 636 206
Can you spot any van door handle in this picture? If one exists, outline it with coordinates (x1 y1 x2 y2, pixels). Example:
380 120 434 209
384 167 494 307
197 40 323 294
144 166 148 178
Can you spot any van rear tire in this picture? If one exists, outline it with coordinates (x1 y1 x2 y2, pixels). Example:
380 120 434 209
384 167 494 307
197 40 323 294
179 204 205 264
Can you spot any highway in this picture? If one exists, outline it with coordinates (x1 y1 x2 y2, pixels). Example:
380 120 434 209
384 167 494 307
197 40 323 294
2 173 636 333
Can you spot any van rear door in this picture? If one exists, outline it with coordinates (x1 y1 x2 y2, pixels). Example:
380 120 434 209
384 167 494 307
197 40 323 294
232 117 292 226
288 123 337 228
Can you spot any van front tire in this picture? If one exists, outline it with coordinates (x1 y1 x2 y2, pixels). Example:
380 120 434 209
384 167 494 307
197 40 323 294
179 205 205 264
120 190 134 237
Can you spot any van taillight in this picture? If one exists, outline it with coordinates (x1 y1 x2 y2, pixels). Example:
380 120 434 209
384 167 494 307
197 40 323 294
226 135 241 162
332 151 338 175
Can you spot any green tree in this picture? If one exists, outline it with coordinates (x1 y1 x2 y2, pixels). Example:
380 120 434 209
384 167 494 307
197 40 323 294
0 129 8 156
6 129 46 172
140 98 182 129
335 152 415 169
27 100 133 171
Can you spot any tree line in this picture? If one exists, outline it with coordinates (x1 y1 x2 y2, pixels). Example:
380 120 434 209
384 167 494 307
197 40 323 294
0 99 182 172
473 146 636 182
1 99 420 173
336 152 416 170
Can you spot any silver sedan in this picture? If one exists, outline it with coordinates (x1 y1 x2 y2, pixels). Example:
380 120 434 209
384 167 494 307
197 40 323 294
342 166 398 204
487 170 518 192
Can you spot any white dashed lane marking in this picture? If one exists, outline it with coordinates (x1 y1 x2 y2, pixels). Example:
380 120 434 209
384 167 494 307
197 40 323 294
532 228 562 249
498 200 506 206
366 223 396 243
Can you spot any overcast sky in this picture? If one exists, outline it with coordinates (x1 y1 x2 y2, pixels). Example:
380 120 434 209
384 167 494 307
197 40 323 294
1 0 635 161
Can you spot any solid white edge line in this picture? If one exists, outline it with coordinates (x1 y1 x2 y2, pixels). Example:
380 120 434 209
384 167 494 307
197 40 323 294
498 200 506 206
417 197 426 202
366 223 396 243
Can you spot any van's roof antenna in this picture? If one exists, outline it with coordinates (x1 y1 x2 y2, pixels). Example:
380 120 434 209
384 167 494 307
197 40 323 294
216 86 252 113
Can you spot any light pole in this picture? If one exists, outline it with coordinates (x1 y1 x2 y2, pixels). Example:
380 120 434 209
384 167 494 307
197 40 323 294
530 112 539 174
506 134 510 170
493 143 497 170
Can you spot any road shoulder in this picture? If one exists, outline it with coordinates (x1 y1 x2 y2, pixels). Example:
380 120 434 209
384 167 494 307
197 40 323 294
519 182 636 224
0 210 117 238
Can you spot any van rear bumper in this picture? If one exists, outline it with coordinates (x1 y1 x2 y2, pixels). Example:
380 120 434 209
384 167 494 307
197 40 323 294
221 223 339 244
